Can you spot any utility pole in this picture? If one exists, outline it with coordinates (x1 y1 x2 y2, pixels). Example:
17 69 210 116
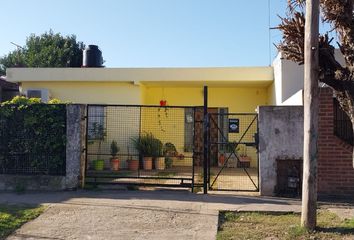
301 0 320 230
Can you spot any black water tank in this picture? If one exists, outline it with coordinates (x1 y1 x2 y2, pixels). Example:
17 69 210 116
82 45 103 67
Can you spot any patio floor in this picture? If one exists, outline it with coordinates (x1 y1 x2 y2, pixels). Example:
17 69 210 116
86 166 259 191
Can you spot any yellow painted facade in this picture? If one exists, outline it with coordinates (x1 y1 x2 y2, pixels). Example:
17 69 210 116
143 86 268 112
21 82 142 104
14 68 273 169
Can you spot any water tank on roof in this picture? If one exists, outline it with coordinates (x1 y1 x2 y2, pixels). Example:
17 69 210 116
82 45 103 67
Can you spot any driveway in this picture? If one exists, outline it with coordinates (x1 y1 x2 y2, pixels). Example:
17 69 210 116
1 190 301 240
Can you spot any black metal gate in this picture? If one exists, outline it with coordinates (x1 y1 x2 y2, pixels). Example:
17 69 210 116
84 105 200 190
207 112 259 191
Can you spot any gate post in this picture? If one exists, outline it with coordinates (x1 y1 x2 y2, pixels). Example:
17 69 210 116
203 86 208 194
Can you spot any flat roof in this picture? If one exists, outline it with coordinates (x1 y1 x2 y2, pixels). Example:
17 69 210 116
7 67 274 87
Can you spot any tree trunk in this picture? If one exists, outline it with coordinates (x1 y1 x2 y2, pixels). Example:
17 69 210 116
301 0 320 230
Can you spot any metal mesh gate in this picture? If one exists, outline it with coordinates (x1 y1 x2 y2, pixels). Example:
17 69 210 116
85 105 199 189
207 112 259 191
84 105 259 192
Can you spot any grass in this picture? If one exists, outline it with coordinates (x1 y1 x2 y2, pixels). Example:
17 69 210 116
217 210 354 240
0 204 44 239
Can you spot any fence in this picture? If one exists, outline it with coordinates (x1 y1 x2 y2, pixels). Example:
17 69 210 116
207 112 259 191
0 104 67 176
334 98 353 145
85 105 200 189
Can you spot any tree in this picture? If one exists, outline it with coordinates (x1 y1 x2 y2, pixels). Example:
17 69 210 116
277 0 354 230
0 30 85 75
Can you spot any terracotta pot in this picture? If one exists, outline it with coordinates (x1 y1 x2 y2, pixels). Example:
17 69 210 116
110 158 120 171
218 154 225 167
128 159 139 171
143 157 153 170
155 157 165 170
238 156 251 168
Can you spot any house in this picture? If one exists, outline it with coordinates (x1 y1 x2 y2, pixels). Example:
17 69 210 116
6 67 273 112
5 52 353 196
0 76 19 102
6 66 272 191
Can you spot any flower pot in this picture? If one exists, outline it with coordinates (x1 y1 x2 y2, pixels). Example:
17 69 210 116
238 156 251 168
218 154 225 167
93 159 104 171
128 159 139 171
110 158 120 171
143 157 153 170
155 157 165 170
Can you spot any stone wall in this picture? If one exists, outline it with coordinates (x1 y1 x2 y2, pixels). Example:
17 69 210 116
258 106 304 196
0 104 86 191
259 88 354 197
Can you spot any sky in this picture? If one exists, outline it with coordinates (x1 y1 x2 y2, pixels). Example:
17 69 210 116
0 1 324 68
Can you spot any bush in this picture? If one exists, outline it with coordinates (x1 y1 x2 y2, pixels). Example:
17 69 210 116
0 96 67 175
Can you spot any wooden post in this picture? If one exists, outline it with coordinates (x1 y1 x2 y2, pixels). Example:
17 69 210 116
301 0 320 230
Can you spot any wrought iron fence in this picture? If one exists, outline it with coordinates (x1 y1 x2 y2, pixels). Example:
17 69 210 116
334 99 353 145
0 104 67 175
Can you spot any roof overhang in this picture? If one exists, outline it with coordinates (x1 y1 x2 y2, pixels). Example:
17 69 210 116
7 67 274 87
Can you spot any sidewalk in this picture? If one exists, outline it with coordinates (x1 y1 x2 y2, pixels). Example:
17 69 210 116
1 190 303 240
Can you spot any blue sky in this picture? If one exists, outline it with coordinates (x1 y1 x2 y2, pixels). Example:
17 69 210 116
1 1 297 67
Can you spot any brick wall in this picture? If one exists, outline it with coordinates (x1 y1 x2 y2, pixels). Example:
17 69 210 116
318 88 354 196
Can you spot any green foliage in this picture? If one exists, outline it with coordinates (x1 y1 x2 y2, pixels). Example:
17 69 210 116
164 157 173 168
131 132 153 157
163 142 177 157
0 96 66 175
0 204 44 239
217 210 354 240
131 132 163 157
0 30 85 75
110 140 119 158
224 141 239 153
152 137 163 157
1 96 41 106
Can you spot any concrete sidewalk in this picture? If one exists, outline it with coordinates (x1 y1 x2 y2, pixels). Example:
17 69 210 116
1 190 302 240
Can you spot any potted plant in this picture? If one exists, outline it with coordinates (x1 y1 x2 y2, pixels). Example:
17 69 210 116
90 122 106 171
220 141 238 168
127 146 139 171
131 132 154 170
110 140 120 171
238 145 251 168
153 138 164 170
163 142 177 167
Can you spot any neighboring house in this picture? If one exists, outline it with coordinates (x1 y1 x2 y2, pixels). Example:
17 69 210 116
259 51 354 197
270 49 346 106
0 76 19 102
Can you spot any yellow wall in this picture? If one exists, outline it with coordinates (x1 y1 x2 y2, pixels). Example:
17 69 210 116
143 86 268 112
21 82 141 104
140 107 187 153
22 82 267 168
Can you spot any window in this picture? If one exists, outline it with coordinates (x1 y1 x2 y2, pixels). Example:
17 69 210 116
87 106 106 140
184 108 194 152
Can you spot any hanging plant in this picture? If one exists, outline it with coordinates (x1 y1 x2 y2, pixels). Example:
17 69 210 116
158 100 168 132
